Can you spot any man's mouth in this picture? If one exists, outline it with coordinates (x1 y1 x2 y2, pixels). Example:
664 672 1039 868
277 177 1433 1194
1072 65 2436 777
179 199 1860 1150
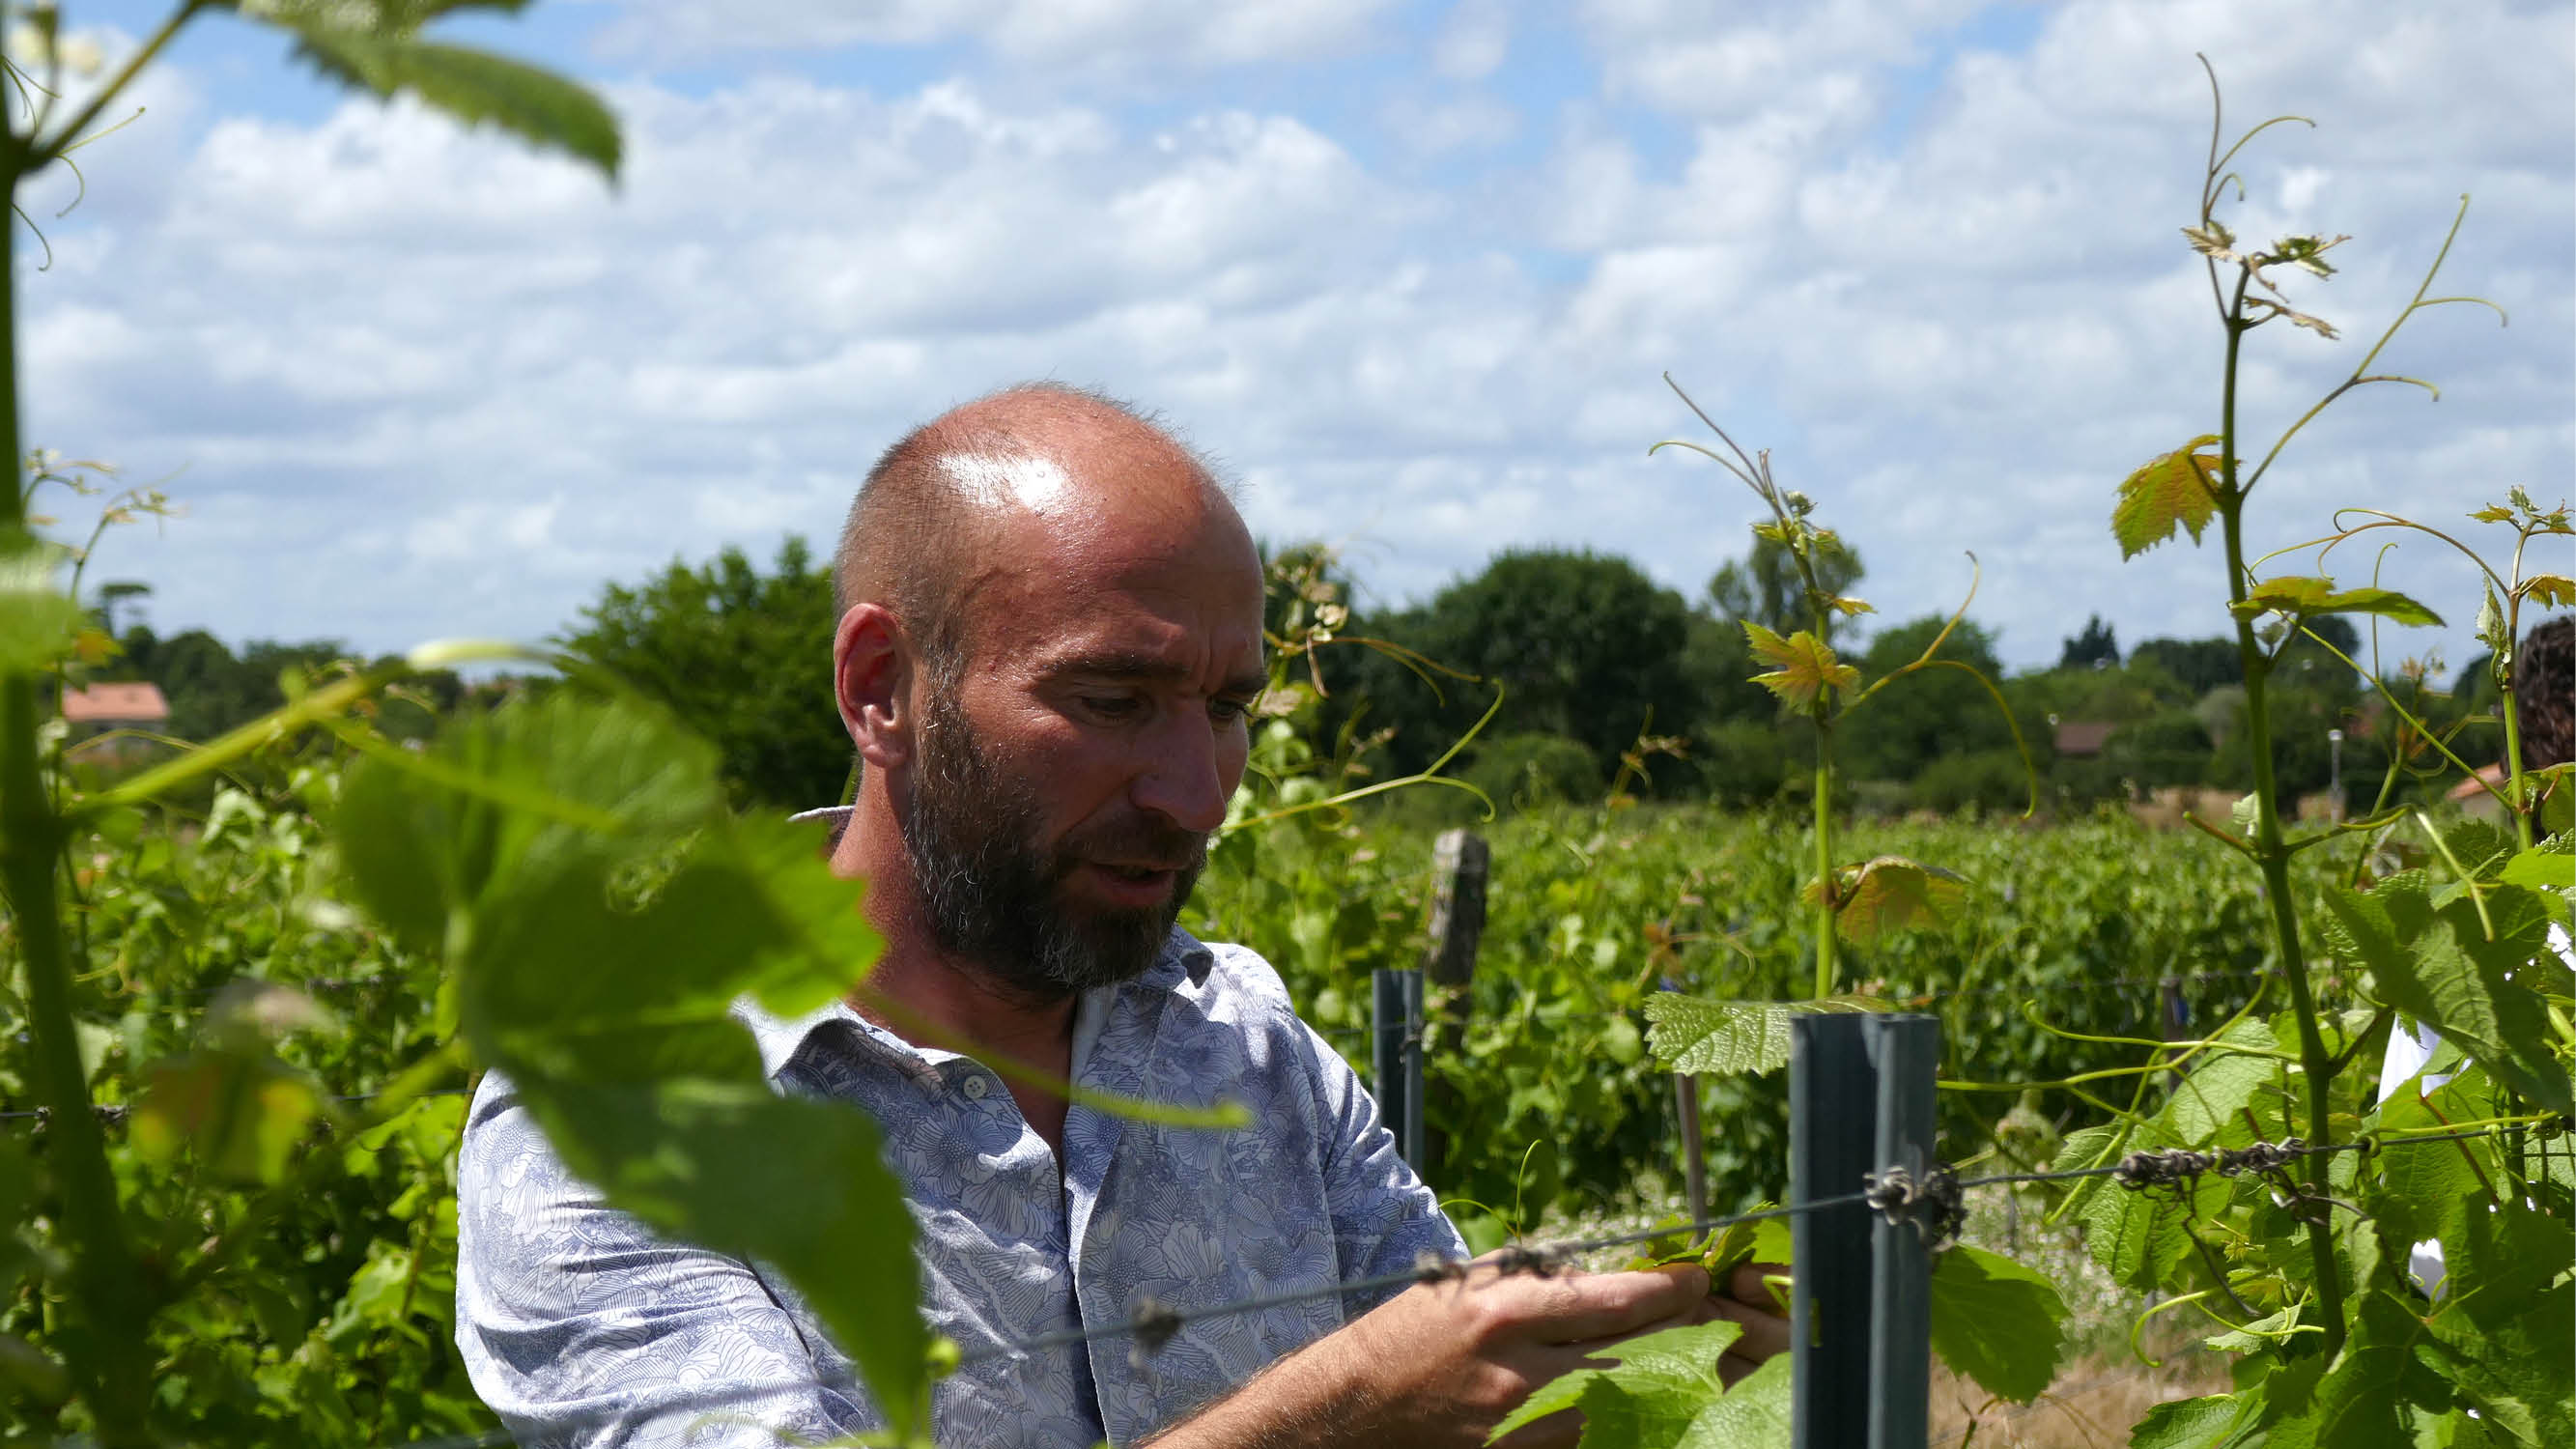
1082 860 1186 906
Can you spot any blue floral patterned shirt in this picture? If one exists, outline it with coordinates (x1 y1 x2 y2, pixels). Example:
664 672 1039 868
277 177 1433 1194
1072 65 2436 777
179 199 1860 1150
455 917 1463 1447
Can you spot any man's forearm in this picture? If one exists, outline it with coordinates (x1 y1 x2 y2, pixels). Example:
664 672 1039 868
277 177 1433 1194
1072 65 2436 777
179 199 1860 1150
1138 1317 1388 1449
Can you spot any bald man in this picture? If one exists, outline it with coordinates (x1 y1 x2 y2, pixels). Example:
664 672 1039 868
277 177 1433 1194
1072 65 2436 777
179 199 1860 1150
455 384 1780 1447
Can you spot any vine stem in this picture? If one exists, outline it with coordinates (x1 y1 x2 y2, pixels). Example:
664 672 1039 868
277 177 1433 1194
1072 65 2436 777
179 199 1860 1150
1811 718 1836 1000
2215 265 2346 1356
0 139 155 1440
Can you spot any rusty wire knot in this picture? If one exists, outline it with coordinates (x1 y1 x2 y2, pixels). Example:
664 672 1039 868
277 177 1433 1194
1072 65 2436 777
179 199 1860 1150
2214 1138 2304 1177
1124 1295 1184 1372
1412 1250 1468 1288
1493 1243 1565 1280
1863 1164 1966 1249
2114 1148 2214 1189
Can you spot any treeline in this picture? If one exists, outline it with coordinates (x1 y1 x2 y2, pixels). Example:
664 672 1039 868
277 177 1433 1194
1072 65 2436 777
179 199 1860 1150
89 534 2548 817
86 628 473 747
1305 540 2500 820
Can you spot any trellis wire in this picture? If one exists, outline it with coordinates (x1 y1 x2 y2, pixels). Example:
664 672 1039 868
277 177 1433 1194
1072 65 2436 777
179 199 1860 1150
374 1118 2556 1449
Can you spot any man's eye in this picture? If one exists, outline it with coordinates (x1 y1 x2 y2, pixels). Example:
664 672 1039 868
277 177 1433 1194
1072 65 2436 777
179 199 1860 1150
1081 696 1142 721
1211 696 1257 724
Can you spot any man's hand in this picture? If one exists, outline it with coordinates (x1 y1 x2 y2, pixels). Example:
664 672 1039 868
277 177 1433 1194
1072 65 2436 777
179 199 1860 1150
1705 1261 1792 1387
1145 1253 1791 1449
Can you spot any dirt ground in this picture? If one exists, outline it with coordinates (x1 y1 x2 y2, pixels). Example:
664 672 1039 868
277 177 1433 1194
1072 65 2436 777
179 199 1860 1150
1929 1348 2234 1448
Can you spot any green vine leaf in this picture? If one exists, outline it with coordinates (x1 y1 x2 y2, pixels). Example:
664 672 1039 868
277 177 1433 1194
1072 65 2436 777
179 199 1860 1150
2500 846 2575 893
2319 874 2571 1117
2053 1124 2230 1291
1484 1321 1791 1448
2521 573 2576 609
2111 435 2222 559
0 538 83 673
2126 1392 2249 1448
1801 856 1969 945
1927 1244 2068 1405
245 3 621 180
1643 994 1882 1077
2225 576 2444 628
1742 622 1858 711
334 694 930 1427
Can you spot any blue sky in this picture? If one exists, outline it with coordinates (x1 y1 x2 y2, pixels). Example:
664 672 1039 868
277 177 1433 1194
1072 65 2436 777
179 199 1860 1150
27 0 2574 679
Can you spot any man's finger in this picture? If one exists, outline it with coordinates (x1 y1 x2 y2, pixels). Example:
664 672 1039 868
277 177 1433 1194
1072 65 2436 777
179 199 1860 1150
1724 1262 1791 1306
1512 1264 1712 1344
1705 1293 1791 1365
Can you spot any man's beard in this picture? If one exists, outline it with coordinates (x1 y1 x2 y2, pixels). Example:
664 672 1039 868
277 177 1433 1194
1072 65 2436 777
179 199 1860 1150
898 693 1206 1002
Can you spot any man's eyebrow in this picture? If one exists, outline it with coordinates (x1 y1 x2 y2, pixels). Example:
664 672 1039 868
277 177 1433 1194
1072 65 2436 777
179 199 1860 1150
1052 650 1267 696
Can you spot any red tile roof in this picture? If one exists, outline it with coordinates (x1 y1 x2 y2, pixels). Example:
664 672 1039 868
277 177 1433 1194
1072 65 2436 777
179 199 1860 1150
60 681 169 724
2053 720 2117 757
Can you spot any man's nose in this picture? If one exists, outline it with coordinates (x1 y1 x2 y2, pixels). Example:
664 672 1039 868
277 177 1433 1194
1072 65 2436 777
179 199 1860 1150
1131 715 1230 835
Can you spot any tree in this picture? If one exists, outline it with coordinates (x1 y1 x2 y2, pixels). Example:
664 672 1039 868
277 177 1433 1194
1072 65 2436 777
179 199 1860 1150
565 536 846 807
2057 614 2119 670
2130 635 2242 696
1835 614 2023 783
95 581 150 638
1707 531 1863 636
1335 549 1699 785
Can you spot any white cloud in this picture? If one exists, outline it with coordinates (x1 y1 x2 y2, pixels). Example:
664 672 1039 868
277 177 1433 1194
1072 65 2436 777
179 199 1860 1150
1432 0 1512 80
15 0 2570 681
587 0 1397 70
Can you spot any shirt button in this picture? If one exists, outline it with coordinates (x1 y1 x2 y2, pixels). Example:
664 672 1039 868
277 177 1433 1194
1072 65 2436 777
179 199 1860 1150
961 1074 991 1100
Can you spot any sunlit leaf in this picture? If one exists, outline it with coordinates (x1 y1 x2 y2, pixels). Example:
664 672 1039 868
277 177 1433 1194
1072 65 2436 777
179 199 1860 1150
1742 621 1858 710
2228 792 2261 837
2112 435 2222 559
2470 504 2515 524
2500 847 2574 893
2180 221 2239 263
1801 856 1969 945
2267 233 2346 276
0 537 83 674
2226 576 2442 628
2126 1393 2250 1448
1483 1321 1788 1447
2521 573 2576 609
1929 1244 2067 1405
2476 586 2508 657
1643 993 1881 1076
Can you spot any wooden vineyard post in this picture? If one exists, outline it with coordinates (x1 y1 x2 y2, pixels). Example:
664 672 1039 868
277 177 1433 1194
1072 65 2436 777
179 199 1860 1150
1674 1073 1709 1226
1790 1011 1941 1449
1419 829 1486 1184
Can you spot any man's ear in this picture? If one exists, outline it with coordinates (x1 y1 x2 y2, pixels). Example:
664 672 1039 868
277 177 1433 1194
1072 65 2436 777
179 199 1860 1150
834 603 913 769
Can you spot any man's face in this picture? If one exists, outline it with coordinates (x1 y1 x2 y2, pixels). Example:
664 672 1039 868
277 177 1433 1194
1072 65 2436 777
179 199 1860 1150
892 469 1266 1001
899 685 1208 998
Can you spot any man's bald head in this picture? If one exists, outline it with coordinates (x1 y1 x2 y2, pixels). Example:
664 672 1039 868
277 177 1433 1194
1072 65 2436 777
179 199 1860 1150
835 383 1237 686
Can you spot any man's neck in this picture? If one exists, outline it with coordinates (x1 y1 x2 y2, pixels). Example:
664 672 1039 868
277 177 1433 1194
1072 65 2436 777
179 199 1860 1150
828 788 1079 1153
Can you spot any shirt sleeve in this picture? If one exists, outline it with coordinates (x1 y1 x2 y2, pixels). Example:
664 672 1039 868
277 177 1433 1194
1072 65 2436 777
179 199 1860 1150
1292 1018 1470 1315
454 1072 883 1448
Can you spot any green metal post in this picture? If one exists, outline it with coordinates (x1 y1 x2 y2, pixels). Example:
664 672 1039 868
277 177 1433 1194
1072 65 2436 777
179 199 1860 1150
1790 1011 1873 1447
1866 1014 1939 1449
